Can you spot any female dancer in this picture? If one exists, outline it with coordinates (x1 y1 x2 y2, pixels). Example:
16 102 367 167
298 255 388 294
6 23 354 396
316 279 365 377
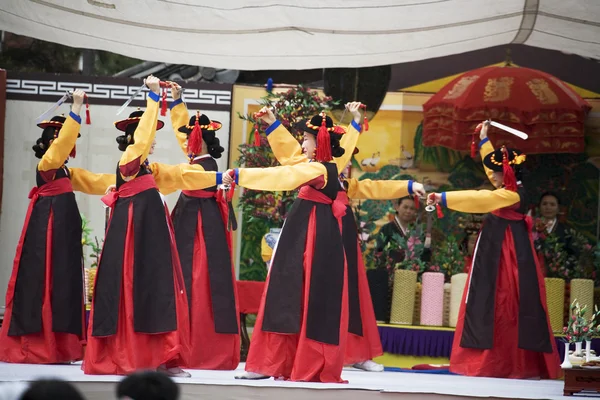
256 105 425 372
84 76 219 377
428 121 561 379
167 84 239 370
225 106 360 382
0 90 114 364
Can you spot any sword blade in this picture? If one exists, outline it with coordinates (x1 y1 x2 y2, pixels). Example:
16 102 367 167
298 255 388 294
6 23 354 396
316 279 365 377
35 92 70 123
116 83 146 115
489 121 529 140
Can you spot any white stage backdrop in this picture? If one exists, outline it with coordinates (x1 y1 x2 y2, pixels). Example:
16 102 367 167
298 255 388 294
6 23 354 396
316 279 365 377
0 1 599 70
0 72 232 304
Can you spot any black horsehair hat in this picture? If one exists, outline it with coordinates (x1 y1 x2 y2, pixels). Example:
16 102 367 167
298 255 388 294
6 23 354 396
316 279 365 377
179 111 222 155
483 145 526 191
114 109 165 132
482 147 525 172
37 114 81 138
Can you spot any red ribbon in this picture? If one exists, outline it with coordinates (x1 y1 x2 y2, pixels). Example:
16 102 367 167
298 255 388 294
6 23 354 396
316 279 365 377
101 174 157 208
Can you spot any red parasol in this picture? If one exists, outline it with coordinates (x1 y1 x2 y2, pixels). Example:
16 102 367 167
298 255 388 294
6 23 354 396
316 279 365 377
422 66 591 154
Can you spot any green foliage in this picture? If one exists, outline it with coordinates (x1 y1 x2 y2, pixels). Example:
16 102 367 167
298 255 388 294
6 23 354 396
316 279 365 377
81 214 103 269
1 33 141 75
431 236 465 281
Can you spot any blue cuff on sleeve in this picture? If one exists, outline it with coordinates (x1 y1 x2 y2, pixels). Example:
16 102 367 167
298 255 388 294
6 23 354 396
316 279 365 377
216 172 223 185
478 137 489 150
234 168 240 184
148 91 160 103
351 120 362 133
441 192 447 207
69 111 81 125
169 98 183 110
408 180 414 195
265 120 281 136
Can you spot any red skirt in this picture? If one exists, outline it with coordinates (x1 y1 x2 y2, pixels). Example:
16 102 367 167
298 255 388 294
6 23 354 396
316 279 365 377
344 243 383 365
245 208 349 383
0 208 82 363
83 200 190 375
450 226 561 379
184 209 240 370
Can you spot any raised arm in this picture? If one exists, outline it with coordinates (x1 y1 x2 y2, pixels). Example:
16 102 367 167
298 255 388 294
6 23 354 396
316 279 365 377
333 102 363 172
38 90 85 180
150 162 217 195
69 168 115 195
168 82 190 157
119 77 161 179
265 120 307 166
223 162 329 192
437 188 520 214
478 122 497 187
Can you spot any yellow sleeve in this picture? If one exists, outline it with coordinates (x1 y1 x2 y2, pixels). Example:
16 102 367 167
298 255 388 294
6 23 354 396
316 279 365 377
479 138 497 187
38 112 80 173
169 100 190 157
266 121 307 166
334 120 361 172
443 188 520 213
345 178 410 200
69 168 115 195
119 94 160 179
236 162 328 191
150 162 217 195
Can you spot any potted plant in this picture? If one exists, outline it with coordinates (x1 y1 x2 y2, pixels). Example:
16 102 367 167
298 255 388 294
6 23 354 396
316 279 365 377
389 225 428 325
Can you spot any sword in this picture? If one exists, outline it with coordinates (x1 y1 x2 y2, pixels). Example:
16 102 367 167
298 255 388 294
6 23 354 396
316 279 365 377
488 120 528 140
35 91 72 123
116 83 146 115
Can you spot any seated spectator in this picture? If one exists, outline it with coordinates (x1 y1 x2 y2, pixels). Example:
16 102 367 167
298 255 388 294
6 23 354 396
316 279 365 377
116 371 179 400
538 192 568 243
376 196 431 263
20 379 84 400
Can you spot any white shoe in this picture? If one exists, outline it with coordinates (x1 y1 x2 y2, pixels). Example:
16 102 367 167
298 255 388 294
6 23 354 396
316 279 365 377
157 365 192 378
235 371 270 380
353 360 384 372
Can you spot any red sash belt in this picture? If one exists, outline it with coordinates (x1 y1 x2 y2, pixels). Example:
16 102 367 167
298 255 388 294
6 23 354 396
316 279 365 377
101 174 157 208
28 177 73 200
182 189 216 198
492 207 533 233
298 186 347 220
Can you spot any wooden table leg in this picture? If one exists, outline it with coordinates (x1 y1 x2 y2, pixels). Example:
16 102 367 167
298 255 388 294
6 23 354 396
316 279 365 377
240 313 250 362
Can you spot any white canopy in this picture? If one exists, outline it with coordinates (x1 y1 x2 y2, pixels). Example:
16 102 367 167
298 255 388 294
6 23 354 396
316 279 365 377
1 0 598 70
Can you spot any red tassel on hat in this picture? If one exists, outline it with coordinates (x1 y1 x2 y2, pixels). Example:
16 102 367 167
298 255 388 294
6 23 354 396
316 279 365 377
253 123 261 147
70 145 76 159
84 94 91 125
414 195 420 210
160 87 168 116
187 111 203 155
360 104 369 131
502 146 517 192
472 123 483 158
315 112 332 162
